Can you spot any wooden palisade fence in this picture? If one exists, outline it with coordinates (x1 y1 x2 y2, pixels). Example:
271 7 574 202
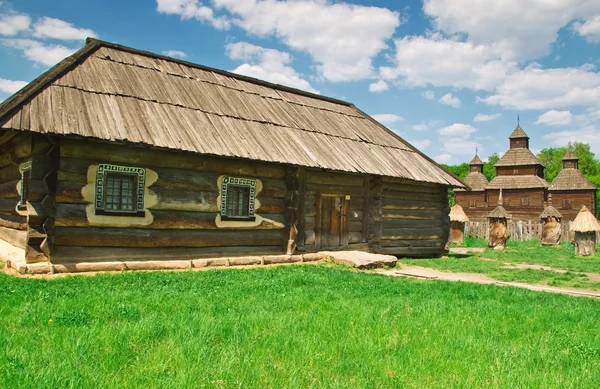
464 220 588 242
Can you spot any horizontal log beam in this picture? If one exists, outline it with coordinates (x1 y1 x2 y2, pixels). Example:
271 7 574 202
54 204 285 229
50 245 284 263
379 239 444 247
306 170 364 187
383 209 444 220
383 198 443 210
306 183 363 197
54 227 284 248
0 225 27 249
376 246 445 257
382 190 442 202
0 212 26 230
382 218 443 229
60 138 287 178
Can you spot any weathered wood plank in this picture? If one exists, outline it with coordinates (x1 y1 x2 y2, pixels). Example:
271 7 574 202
0 225 27 248
0 212 27 230
377 246 445 257
383 198 442 210
50 245 284 263
383 209 444 220
382 218 443 229
306 183 364 197
54 203 285 229
60 138 287 178
306 170 364 187
0 164 20 184
381 227 444 240
54 227 283 247
382 190 442 202
379 239 444 247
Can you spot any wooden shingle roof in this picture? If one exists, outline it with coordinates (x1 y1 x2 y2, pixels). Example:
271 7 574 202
494 148 544 167
540 205 562 219
508 125 529 139
0 39 464 188
562 150 578 161
461 172 488 191
469 155 483 165
550 168 596 190
487 175 549 189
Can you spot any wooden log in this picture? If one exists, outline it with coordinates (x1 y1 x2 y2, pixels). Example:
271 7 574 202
306 170 364 187
305 216 315 231
0 179 20 199
305 205 316 217
383 218 443 229
383 198 442 210
382 180 444 194
306 183 364 197
54 203 285 229
381 190 441 202
376 246 445 257
305 229 315 245
382 227 444 240
305 194 316 206
0 164 20 183
0 198 18 214
0 130 20 148
379 239 443 247
53 227 284 247
383 209 444 220
0 212 26 230
0 135 32 168
50 245 284 263
56 181 86 203
60 138 287 178
256 197 285 214
149 188 219 212
0 225 27 248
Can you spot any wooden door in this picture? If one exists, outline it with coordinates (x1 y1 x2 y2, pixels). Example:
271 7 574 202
316 194 349 249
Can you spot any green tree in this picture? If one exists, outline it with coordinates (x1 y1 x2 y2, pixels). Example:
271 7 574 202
536 143 600 217
441 162 469 180
483 153 499 181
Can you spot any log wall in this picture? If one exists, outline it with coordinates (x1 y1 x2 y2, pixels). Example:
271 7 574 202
486 189 546 221
52 139 288 262
454 190 488 221
302 170 367 252
0 131 30 251
378 178 449 257
549 190 596 222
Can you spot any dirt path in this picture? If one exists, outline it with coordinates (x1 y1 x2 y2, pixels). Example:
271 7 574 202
377 265 600 299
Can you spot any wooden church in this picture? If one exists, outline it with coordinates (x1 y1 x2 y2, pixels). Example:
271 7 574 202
456 125 596 222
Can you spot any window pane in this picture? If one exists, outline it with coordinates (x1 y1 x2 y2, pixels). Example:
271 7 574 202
104 173 136 212
226 185 251 217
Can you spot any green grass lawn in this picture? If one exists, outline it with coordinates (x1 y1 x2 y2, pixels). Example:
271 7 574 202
2 264 600 388
402 239 600 290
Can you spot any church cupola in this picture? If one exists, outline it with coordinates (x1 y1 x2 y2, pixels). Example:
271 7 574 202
469 153 484 174
508 124 530 149
562 149 578 170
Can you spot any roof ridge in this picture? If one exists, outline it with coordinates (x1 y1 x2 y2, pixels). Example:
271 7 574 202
86 38 354 108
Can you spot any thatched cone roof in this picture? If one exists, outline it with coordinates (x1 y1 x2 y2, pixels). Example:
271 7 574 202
570 205 600 232
449 204 469 222
488 205 510 219
540 205 562 220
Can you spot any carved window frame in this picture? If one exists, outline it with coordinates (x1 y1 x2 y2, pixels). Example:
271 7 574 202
95 164 146 217
17 161 32 211
221 176 256 221
563 198 571 209
520 197 530 206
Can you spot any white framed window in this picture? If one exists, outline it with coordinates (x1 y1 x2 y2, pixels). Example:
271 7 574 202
18 161 32 210
95 164 145 217
220 177 256 221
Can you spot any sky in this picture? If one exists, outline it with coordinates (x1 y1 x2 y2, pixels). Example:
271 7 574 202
0 0 599 165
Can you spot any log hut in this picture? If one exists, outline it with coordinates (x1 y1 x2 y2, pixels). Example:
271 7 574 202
539 195 562 246
570 205 600 256
488 190 511 250
0 38 464 272
449 204 469 244
453 154 489 221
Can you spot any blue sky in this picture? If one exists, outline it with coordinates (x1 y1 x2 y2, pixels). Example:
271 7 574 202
1 0 599 165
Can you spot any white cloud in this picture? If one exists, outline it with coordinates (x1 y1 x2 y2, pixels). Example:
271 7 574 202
442 138 483 157
162 49 187 58
434 153 453 163
32 17 96 40
170 0 401 82
439 92 461 108
369 79 388 93
535 110 573 126
544 127 600 153
372 113 404 124
480 64 600 110
439 123 477 138
380 36 516 91
0 14 30 36
473 113 501 122
225 41 318 94
421 90 435 100
408 139 431 150
1 39 76 66
412 120 440 132
423 0 600 60
0 78 27 93
157 0 230 30
574 16 600 43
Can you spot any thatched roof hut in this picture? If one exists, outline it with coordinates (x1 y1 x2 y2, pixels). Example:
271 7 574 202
570 205 600 233
450 204 469 223
570 205 600 256
449 204 469 244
